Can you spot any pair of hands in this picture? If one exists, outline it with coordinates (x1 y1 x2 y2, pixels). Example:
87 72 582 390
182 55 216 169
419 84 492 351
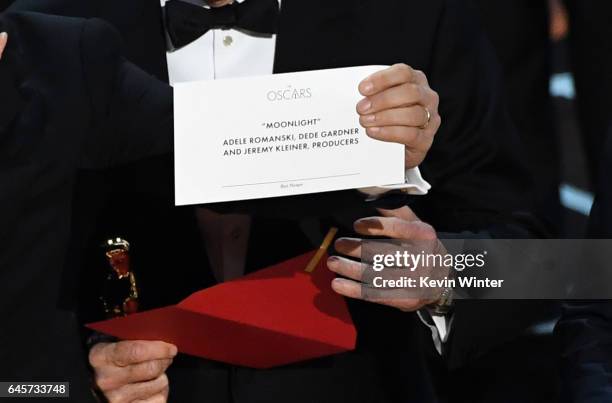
89 207 445 403
4 24 442 402
87 65 441 402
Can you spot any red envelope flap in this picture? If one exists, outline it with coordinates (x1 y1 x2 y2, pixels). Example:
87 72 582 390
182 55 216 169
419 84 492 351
87 250 357 367
177 251 356 349
88 305 353 369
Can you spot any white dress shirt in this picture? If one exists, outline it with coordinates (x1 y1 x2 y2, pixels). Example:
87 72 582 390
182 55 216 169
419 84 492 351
163 0 276 83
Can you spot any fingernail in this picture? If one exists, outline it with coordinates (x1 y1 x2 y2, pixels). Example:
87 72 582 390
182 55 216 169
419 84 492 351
363 114 376 124
362 81 374 94
335 237 359 248
327 256 340 270
355 217 379 226
354 217 381 232
357 99 372 113
331 278 351 293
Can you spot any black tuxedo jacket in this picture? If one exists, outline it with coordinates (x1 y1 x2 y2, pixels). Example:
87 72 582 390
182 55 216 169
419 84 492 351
555 128 612 403
0 11 172 400
8 1 550 402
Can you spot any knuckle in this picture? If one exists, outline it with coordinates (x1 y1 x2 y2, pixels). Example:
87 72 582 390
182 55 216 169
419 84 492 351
431 89 440 106
107 394 124 403
125 343 145 363
417 70 429 84
145 360 163 377
389 218 407 238
433 115 442 132
395 63 412 76
382 64 409 85
419 222 437 240
160 374 169 388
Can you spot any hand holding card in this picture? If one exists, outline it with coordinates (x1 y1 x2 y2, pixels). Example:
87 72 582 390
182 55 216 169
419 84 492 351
174 66 429 206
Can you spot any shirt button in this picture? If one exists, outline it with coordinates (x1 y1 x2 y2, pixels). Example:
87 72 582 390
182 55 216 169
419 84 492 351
223 35 234 47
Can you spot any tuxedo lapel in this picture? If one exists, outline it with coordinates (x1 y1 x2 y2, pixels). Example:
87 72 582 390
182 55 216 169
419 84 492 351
273 0 362 73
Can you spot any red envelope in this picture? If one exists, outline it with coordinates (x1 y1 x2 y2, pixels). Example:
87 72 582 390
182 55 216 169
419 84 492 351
87 251 357 369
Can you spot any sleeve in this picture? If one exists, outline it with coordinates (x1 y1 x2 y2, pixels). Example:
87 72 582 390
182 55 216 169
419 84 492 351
78 18 173 169
411 0 553 368
412 0 543 237
556 301 612 403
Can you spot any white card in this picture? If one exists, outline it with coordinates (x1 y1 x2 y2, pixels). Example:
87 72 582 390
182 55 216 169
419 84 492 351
174 66 407 206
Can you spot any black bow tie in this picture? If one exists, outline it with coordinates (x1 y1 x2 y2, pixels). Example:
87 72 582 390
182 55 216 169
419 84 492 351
165 0 280 49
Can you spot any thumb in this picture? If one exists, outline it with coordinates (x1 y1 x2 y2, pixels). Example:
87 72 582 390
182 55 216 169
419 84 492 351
377 205 420 222
0 32 7 60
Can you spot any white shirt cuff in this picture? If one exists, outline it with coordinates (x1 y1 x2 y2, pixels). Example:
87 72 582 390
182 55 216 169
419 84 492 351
358 167 431 197
417 309 454 355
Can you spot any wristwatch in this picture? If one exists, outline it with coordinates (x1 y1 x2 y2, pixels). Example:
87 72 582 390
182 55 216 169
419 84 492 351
428 285 454 316
428 268 455 316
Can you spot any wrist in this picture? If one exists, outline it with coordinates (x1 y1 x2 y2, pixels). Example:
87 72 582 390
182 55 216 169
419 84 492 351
427 268 455 316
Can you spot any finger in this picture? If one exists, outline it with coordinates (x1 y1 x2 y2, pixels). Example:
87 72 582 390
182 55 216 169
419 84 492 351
106 374 169 403
134 385 169 403
411 69 429 86
377 206 420 222
332 278 426 312
0 32 8 60
365 125 422 147
124 359 172 384
359 64 417 96
331 278 363 299
95 358 173 391
110 341 178 367
365 125 433 170
357 83 423 115
334 237 362 257
134 391 169 403
360 106 430 129
354 217 436 240
327 256 364 281
328 238 420 268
